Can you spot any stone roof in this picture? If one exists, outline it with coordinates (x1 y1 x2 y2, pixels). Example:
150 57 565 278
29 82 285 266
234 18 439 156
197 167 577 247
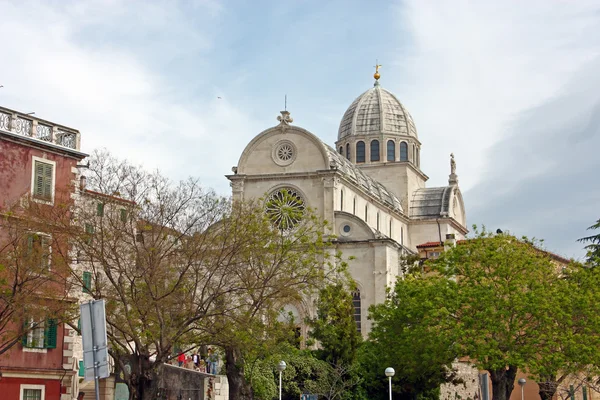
325 144 404 213
338 84 418 140
409 186 454 219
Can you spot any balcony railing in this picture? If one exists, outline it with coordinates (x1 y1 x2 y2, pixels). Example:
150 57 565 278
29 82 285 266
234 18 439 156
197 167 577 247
0 106 80 150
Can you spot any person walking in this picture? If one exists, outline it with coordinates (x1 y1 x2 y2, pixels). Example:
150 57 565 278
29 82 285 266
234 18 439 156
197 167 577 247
207 348 218 374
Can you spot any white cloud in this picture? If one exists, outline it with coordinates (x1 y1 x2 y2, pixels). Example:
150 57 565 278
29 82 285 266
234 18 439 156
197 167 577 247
0 0 257 193
393 0 600 190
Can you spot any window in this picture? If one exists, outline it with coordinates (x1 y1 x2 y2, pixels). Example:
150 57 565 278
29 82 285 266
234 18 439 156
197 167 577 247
353 197 356 215
85 224 94 244
401 227 404 245
120 209 128 222
339 146 343 155
23 388 43 400
370 140 380 161
32 159 54 202
428 251 441 259
389 219 393 236
400 142 408 161
346 143 350 160
413 145 416 163
387 140 395 161
356 141 365 163
83 271 92 294
352 291 361 333
22 319 57 349
376 212 380 230
26 233 51 269
96 202 104 217
21 385 45 400
416 147 420 167
364 205 368 221
340 190 344 211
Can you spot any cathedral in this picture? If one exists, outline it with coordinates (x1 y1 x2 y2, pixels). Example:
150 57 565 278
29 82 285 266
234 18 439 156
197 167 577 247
227 70 467 335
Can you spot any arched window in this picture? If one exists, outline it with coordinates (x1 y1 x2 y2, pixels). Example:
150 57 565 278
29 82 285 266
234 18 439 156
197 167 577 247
356 141 365 163
352 290 361 333
400 142 408 161
339 146 343 155
370 140 380 162
387 140 395 161
353 197 356 215
340 190 344 211
364 205 368 221
376 212 380 230
346 143 350 160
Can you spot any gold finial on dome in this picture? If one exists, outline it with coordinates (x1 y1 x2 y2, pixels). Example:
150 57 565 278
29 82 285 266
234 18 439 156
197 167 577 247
373 61 382 86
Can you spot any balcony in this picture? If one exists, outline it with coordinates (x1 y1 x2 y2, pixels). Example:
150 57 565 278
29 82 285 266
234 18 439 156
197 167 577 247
0 106 80 150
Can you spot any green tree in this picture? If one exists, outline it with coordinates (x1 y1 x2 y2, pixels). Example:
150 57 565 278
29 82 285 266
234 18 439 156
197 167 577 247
578 218 600 266
365 274 459 400
307 282 362 366
528 262 600 400
368 229 592 400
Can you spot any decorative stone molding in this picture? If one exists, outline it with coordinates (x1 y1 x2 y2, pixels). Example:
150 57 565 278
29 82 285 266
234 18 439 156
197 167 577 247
230 179 244 193
321 175 339 189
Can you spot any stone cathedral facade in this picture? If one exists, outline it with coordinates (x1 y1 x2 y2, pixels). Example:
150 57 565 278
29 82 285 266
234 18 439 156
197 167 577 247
227 73 467 336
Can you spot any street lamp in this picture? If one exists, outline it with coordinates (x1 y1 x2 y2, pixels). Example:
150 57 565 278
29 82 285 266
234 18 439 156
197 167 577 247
518 378 527 400
278 361 287 400
385 367 395 400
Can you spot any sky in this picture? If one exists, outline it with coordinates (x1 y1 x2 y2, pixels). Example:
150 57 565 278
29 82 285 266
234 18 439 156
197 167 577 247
1 0 598 259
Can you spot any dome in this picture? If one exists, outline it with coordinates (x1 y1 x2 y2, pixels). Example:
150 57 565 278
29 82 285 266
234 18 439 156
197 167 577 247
338 84 418 140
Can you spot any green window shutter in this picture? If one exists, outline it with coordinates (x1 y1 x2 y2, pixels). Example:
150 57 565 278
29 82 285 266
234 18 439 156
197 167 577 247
83 271 92 293
21 320 29 347
42 163 53 199
40 235 50 269
77 318 81 331
34 161 44 197
79 360 85 377
97 202 104 217
33 161 53 200
85 224 94 244
120 209 127 222
44 319 57 349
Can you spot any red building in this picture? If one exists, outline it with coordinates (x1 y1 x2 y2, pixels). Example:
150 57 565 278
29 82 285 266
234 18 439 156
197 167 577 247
0 106 87 400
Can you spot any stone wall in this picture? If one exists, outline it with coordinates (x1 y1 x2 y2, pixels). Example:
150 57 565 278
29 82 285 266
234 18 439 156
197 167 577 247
154 364 214 400
440 361 480 400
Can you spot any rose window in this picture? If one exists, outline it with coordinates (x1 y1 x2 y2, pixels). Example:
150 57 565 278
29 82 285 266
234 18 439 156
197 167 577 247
277 144 294 161
265 188 306 230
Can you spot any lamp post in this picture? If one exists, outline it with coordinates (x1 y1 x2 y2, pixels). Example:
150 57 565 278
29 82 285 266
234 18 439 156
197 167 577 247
385 367 395 400
518 378 527 400
278 361 287 400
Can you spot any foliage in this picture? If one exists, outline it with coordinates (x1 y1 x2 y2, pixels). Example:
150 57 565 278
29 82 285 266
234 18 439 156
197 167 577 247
29 150 347 400
578 218 600 266
248 343 359 400
307 282 362 366
367 228 597 400
0 208 75 356
365 274 459 400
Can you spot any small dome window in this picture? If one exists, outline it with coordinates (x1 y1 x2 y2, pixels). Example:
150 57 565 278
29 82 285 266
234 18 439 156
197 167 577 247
346 143 351 160
387 140 395 161
400 142 408 161
370 140 380 162
356 141 365 163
